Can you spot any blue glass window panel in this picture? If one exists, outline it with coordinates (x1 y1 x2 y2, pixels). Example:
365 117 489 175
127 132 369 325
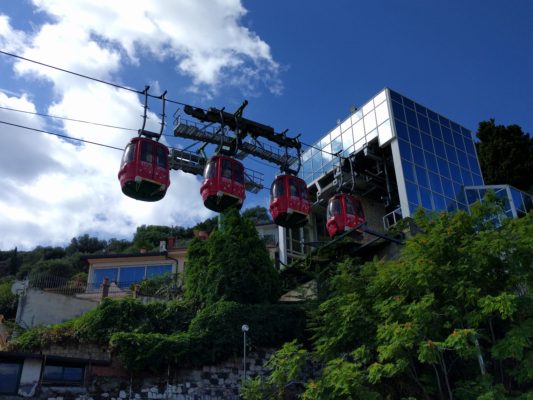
445 144 458 165
389 90 402 102
395 120 409 140
450 121 461 132
408 126 422 147
442 177 454 198
409 202 419 215
453 132 466 152
472 174 483 185
468 156 481 175
43 365 83 383
43 365 63 381
439 115 450 127
0 362 21 394
302 160 312 175
425 152 438 173
403 97 415 109
458 202 468 211
449 164 462 184
427 109 439 121
456 192 467 208
405 181 419 204
461 168 473 186
405 108 418 128
92 268 118 286
391 101 405 122
412 145 425 167
510 188 525 212
466 188 481 204
403 161 416 183
456 150 468 169
415 165 429 188
419 187 433 209
433 139 446 158
311 152 322 170
331 136 343 153
461 126 471 136
323 160 334 173
63 367 84 382
398 139 412 162
415 103 427 115
421 133 434 152
429 171 443 194
437 157 451 179
429 120 443 141
418 115 430 133
447 199 458 212
464 137 477 156
452 181 464 199
146 264 172 278
119 266 145 286
433 193 446 210
441 126 452 143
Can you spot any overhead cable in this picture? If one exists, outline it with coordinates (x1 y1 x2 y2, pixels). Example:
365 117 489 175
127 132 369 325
0 119 124 151
0 49 339 159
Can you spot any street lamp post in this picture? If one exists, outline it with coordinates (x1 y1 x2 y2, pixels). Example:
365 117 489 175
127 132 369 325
241 324 249 380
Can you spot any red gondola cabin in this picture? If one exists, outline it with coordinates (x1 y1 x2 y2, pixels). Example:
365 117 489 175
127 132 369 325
201 155 245 212
269 175 310 228
118 137 170 202
326 194 365 237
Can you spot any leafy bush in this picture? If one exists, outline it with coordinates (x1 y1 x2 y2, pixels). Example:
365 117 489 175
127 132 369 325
185 208 281 306
109 301 309 371
11 297 196 351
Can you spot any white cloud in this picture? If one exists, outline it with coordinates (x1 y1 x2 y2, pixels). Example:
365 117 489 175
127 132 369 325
0 0 280 250
0 15 27 52
0 89 212 250
20 0 281 94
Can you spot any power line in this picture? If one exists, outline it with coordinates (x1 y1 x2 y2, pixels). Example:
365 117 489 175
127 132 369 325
0 49 187 106
0 49 339 159
0 105 137 132
0 104 181 140
1 118 272 193
0 120 124 151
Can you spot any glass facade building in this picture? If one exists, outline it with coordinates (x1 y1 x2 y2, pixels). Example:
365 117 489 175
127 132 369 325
278 88 533 264
295 88 487 220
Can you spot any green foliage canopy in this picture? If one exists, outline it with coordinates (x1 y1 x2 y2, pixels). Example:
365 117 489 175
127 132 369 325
476 119 533 192
244 206 533 400
184 208 281 306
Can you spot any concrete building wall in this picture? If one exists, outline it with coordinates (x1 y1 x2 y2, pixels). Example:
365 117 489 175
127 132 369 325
17 289 98 328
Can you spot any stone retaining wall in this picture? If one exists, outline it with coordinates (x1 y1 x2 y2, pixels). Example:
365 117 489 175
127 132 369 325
36 350 273 400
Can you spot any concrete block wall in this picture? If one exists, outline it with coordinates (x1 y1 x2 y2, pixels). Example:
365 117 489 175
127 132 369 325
20 350 274 400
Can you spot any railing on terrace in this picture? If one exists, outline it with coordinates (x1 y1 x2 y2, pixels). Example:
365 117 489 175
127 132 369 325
383 207 403 230
28 275 180 300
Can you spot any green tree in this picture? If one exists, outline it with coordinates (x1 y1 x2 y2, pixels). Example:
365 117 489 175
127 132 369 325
251 205 533 399
476 119 533 192
192 215 218 233
185 208 281 306
242 206 272 224
66 234 107 255
106 238 133 253
132 225 173 250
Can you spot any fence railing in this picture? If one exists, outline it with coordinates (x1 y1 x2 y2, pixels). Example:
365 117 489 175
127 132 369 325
27 275 180 300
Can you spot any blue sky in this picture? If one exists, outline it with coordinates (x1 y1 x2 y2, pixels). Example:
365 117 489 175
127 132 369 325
0 0 532 250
